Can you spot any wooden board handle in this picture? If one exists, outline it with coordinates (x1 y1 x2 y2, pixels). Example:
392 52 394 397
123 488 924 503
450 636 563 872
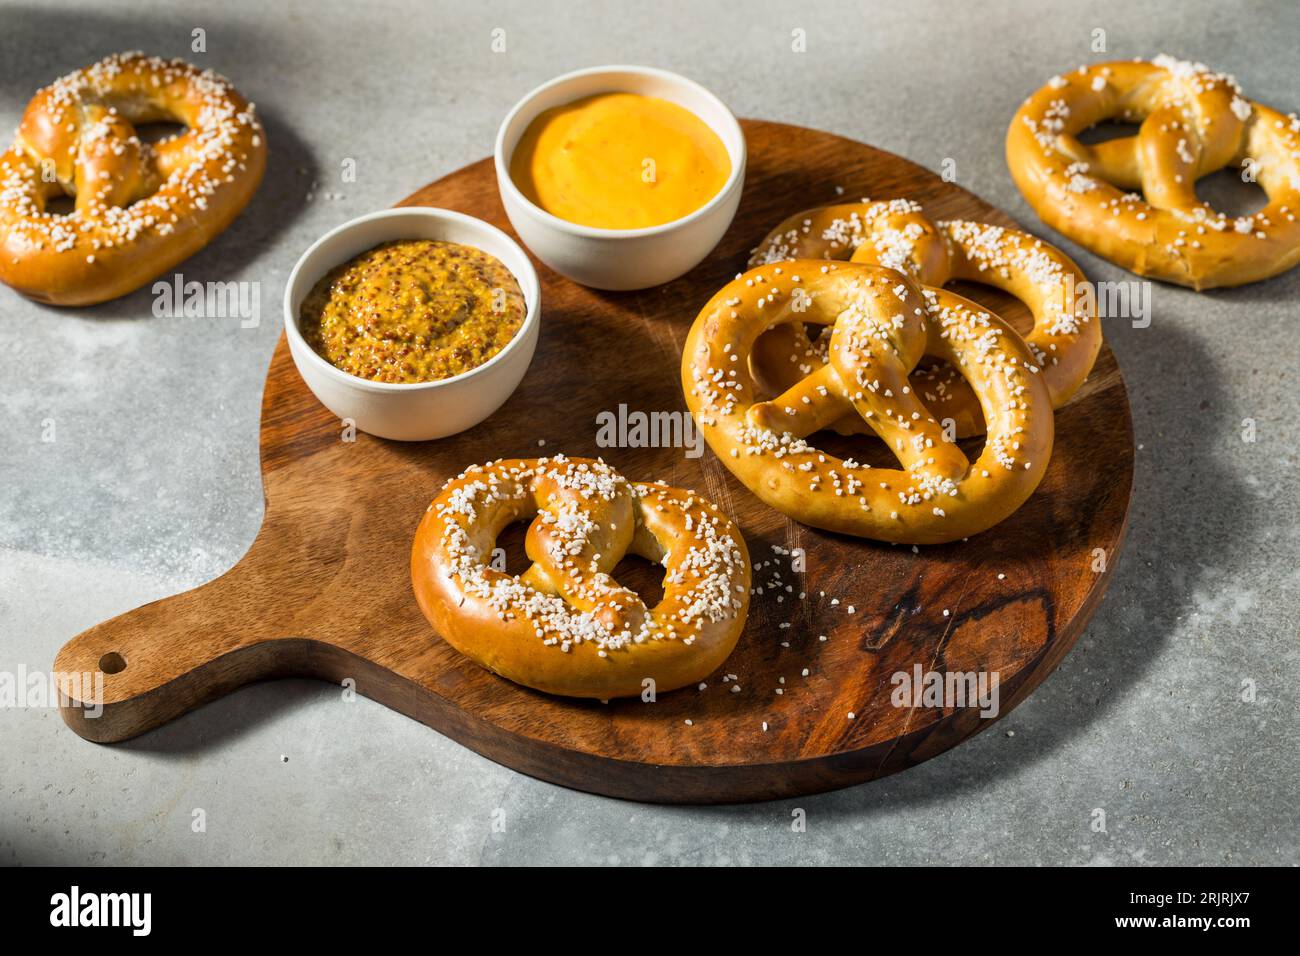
54 535 316 742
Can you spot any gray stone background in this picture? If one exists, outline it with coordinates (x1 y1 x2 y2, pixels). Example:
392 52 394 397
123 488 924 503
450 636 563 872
2 0 1296 865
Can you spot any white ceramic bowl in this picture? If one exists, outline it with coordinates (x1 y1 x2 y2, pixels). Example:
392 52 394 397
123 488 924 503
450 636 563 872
284 207 541 442
494 65 746 291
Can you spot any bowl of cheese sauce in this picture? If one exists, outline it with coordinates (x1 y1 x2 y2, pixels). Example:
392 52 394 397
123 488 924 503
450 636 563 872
495 66 746 290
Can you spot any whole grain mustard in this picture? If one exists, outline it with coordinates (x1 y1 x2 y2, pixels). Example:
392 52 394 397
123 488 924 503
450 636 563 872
300 239 525 384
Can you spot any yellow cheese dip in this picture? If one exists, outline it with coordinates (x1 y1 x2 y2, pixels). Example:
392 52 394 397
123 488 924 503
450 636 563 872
510 93 731 229
299 239 525 384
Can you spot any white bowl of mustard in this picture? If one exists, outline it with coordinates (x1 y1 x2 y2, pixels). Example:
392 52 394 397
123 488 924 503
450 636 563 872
495 65 746 291
284 207 541 442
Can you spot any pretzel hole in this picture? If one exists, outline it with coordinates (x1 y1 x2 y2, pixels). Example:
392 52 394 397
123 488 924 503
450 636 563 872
1076 119 1140 147
134 121 187 144
610 553 666 608
814 430 904 468
1195 168 1268 219
492 519 535 577
44 194 76 216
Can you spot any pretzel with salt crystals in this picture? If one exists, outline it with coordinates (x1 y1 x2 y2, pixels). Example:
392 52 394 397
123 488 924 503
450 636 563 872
1007 55 1300 290
0 52 266 306
682 262 1054 544
411 456 751 699
748 199 1099 439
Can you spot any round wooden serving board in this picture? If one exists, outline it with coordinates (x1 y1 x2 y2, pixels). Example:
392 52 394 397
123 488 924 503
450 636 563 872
55 121 1134 803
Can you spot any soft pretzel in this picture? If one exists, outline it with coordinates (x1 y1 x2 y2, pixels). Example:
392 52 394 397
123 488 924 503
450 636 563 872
1007 55 1300 289
0 52 266 306
748 199 1099 439
682 261 1054 544
411 456 751 699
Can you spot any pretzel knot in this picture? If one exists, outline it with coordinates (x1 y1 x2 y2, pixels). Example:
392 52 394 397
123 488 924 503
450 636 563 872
0 52 266 305
747 199 1099 439
1008 55 1300 289
411 456 751 699
682 261 1054 544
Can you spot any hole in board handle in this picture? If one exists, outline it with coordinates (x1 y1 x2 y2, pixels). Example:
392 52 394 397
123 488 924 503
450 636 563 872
98 652 127 675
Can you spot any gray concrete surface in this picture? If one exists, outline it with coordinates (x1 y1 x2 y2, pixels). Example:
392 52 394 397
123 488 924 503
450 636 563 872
2 0 1297 866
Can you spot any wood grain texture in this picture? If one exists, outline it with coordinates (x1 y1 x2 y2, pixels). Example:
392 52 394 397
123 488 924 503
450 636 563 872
54 121 1134 803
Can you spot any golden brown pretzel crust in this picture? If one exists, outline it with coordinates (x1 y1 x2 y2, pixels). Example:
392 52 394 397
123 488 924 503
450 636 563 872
1007 56 1300 290
0 52 266 306
682 261 1054 545
748 199 1100 439
411 456 751 699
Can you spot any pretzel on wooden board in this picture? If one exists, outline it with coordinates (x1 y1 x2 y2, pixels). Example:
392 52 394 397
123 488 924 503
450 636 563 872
0 52 266 306
747 199 1099 439
1007 55 1300 290
411 456 751 699
682 261 1054 544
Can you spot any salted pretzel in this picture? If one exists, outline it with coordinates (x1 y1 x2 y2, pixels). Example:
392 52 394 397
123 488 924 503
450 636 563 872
748 199 1099 439
1008 55 1300 289
682 262 1054 544
0 52 266 306
411 456 751 699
